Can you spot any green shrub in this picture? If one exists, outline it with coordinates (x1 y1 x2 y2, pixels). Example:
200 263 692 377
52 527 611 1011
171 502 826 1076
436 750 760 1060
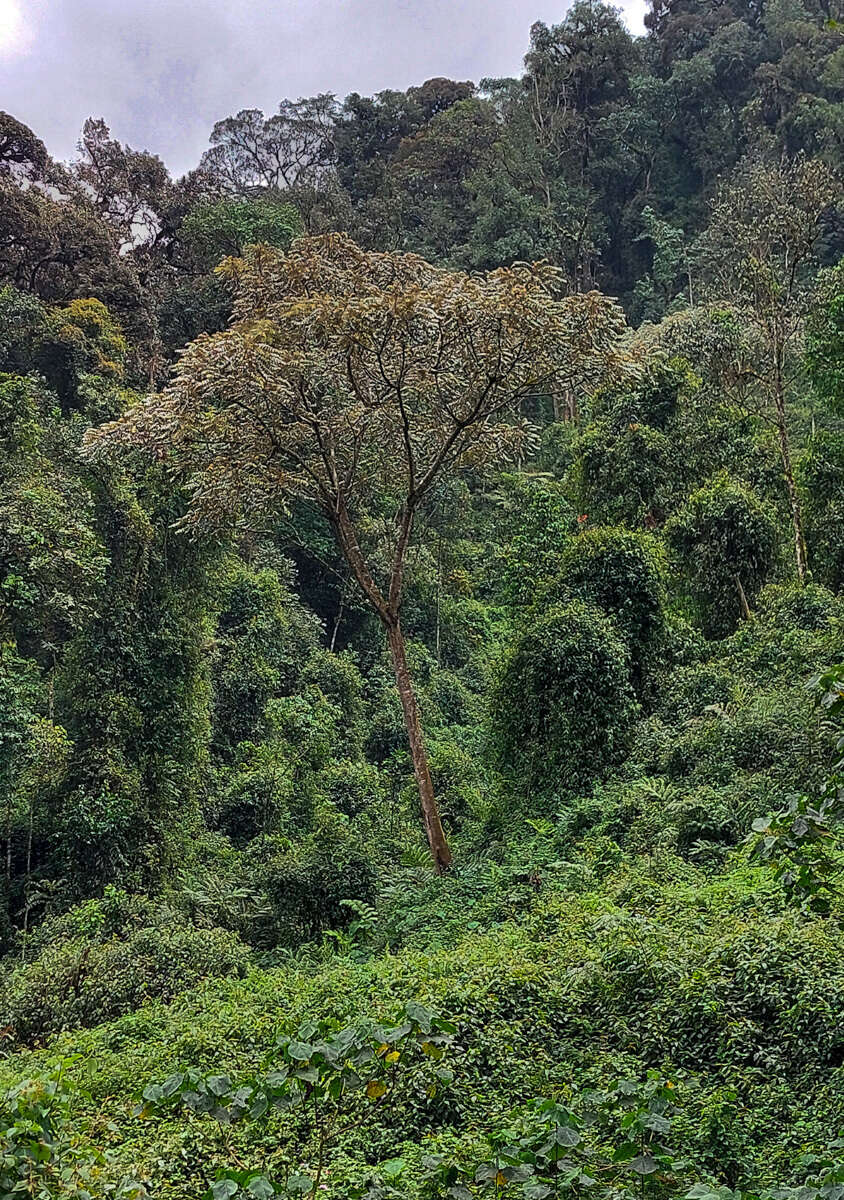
248 816 377 946
806 259 844 416
590 356 691 430
665 473 779 636
657 661 737 723
757 581 841 632
424 666 478 727
212 562 321 758
799 430 844 591
319 758 385 819
181 196 302 268
573 776 746 860
137 1002 456 1200
491 472 575 605
490 600 638 795
425 737 485 828
1 918 249 1044
174 832 275 944
574 419 675 527
0 1065 143 1197
435 595 495 671
302 649 367 756
0 287 46 375
548 526 667 691
212 687 344 842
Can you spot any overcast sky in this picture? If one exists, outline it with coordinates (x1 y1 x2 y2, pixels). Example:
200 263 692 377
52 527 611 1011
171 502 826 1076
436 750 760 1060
0 0 648 178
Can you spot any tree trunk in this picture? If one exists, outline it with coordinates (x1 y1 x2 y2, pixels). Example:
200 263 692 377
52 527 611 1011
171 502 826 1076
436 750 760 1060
773 382 808 583
435 537 442 669
386 619 452 874
733 573 752 622
329 576 348 653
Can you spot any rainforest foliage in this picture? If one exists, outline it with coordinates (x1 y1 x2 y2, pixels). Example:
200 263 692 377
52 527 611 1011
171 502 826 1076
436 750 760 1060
0 0 844 1195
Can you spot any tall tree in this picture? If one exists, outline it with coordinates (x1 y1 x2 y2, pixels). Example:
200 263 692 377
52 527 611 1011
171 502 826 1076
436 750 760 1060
0 112 49 182
200 98 338 198
697 155 842 580
86 233 626 871
72 118 172 251
520 1 640 289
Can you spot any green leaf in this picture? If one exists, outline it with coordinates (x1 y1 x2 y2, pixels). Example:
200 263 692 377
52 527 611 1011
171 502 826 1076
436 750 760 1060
643 1112 671 1135
629 1155 658 1175
210 1182 238 1200
554 1126 580 1147
206 1075 232 1097
405 1001 433 1032
523 1185 553 1200
287 1042 314 1062
287 1173 314 1195
246 1177 276 1198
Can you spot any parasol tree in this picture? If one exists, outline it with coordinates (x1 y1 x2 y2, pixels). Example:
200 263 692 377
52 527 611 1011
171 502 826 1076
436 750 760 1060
86 233 627 872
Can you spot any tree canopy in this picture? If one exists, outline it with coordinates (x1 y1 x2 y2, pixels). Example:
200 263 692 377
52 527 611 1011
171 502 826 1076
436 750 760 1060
88 232 628 870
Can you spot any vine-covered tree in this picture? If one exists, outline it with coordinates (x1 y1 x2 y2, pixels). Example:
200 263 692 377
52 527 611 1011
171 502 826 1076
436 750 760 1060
697 156 842 581
666 471 779 633
87 232 626 871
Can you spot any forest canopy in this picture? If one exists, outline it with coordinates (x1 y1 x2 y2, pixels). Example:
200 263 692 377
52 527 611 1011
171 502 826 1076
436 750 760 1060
0 0 843 1196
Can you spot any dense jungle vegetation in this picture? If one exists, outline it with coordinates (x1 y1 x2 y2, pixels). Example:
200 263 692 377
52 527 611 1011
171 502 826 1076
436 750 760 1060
1 0 844 1194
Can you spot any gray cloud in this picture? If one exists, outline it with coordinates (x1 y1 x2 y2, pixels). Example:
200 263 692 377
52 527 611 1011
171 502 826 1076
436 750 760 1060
2 0 646 177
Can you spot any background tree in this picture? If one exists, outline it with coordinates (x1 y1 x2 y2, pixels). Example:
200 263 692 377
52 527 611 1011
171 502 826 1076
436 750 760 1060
199 98 340 231
800 257 844 590
0 113 49 182
548 526 668 693
696 155 842 581
87 233 627 871
806 257 844 415
71 118 171 252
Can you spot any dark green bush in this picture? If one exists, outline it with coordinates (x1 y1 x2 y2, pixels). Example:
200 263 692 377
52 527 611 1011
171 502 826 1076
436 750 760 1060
424 666 478 727
490 600 638 795
248 816 377 946
1 916 249 1044
425 736 485 828
212 686 345 843
490 472 575 605
665 472 779 636
319 758 385 819
302 649 366 756
757 581 841 632
657 661 737 723
212 562 321 758
548 526 667 690
435 595 495 671
799 430 844 592
574 419 675 527
590 356 691 430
